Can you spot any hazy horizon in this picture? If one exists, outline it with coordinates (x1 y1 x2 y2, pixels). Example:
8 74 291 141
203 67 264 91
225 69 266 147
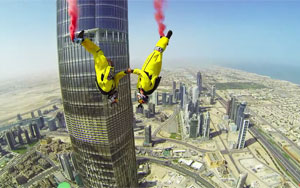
0 0 299 83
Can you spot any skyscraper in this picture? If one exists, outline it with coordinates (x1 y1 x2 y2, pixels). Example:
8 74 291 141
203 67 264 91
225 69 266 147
198 112 204 137
172 81 176 102
168 94 173 105
235 102 247 130
192 86 199 105
48 118 58 131
33 123 41 139
17 130 24 145
210 85 216 104
29 123 35 138
31 112 35 118
5 132 15 150
144 125 152 146
162 92 167 105
24 130 31 144
17 114 22 121
148 103 155 115
189 114 198 138
58 153 75 181
152 91 158 105
236 173 248 188
197 71 202 93
203 112 210 139
237 119 250 149
229 96 236 120
38 110 43 117
57 1 137 187
172 81 176 91
36 117 45 129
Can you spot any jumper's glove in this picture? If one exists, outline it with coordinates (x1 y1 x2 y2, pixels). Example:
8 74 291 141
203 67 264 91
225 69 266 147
73 30 85 43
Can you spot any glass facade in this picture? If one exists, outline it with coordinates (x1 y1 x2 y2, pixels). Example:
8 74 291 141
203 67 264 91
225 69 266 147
56 0 137 187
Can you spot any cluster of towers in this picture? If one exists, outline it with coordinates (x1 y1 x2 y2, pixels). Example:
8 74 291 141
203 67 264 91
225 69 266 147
5 112 66 151
227 96 250 149
5 123 40 150
179 72 211 139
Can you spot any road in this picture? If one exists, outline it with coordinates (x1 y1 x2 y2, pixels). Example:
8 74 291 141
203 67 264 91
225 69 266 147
135 136 212 153
248 108 300 154
250 127 300 183
23 166 59 187
137 156 215 188
152 106 180 137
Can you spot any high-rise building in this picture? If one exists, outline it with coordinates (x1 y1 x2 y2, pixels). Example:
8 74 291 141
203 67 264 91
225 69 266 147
172 81 176 102
198 112 204 137
48 118 58 131
197 72 202 93
10 130 17 145
233 102 239 122
229 96 236 120
168 94 173 105
144 126 152 146
57 1 137 187
236 173 248 188
33 123 41 139
152 91 158 105
182 90 188 110
210 85 216 104
24 130 31 144
17 130 24 145
189 114 198 138
237 119 250 149
172 81 176 91
180 85 185 108
29 123 35 138
5 132 15 150
179 82 184 101
17 114 22 121
235 102 247 130
192 86 199 105
226 98 232 116
148 103 155 115
133 90 138 102
203 112 210 139
58 153 75 181
144 110 151 118
56 112 66 128
31 112 35 118
36 117 45 129
162 92 167 105
136 105 144 114
38 109 43 117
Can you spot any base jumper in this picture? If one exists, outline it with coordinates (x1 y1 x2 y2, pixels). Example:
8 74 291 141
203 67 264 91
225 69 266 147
132 30 173 107
73 30 131 104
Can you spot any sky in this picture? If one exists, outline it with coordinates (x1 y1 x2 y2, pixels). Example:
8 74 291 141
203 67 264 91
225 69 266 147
0 0 300 81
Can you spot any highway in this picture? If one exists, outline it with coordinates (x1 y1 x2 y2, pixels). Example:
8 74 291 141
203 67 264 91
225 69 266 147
152 106 180 137
248 108 300 154
137 156 215 188
135 136 212 153
250 127 300 183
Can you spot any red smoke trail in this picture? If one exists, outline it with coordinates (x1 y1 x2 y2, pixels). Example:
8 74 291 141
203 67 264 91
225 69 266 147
154 0 166 36
67 0 79 41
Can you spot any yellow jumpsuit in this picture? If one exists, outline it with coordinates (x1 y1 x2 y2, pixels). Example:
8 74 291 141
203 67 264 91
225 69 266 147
81 38 126 94
133 36 169 93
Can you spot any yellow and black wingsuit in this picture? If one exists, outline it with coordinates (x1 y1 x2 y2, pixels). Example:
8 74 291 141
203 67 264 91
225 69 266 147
133 30 172 95
81 38 127 95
